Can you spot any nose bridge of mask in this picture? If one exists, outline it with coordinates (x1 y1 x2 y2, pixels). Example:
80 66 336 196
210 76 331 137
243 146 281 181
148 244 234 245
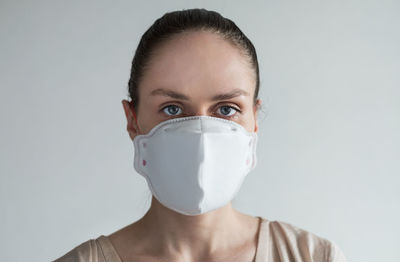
134 114 249 137
162 116 245 133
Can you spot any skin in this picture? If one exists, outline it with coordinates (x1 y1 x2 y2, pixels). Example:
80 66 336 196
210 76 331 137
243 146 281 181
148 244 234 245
114 30 263 262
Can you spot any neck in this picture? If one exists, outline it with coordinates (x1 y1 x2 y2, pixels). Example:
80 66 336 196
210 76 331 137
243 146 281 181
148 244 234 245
137 196 256 259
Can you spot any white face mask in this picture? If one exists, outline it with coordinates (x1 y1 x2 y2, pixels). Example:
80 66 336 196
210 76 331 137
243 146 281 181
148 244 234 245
132 115 258 216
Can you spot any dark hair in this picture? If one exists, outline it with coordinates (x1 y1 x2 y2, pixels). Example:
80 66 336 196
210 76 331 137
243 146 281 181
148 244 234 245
127 8 260 114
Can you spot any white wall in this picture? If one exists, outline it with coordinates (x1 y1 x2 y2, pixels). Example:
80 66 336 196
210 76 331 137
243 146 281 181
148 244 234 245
1 1 399 261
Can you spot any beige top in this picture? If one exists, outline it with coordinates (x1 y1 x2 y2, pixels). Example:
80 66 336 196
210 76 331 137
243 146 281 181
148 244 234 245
53 216 347 262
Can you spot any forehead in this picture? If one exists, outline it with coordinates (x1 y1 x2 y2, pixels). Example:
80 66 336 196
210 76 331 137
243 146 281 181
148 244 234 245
139 30 255 98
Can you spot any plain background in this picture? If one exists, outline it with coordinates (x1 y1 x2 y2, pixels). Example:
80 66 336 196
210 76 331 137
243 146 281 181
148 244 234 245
1 1 399 261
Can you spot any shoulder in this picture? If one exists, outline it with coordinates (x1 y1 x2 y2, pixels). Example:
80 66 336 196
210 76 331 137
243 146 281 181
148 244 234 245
52 237 105 262
266 219 347 262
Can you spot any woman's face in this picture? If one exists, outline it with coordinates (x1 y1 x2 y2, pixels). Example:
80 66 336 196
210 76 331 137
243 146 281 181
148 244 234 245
122 30 261 140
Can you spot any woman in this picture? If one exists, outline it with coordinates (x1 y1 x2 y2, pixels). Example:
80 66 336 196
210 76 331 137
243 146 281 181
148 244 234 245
54 8 346 262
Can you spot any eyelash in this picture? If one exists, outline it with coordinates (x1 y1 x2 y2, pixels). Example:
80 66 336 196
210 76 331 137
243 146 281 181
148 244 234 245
159 104 241 119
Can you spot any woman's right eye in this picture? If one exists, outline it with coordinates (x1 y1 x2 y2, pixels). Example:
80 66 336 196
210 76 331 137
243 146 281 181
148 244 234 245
161 105 183 116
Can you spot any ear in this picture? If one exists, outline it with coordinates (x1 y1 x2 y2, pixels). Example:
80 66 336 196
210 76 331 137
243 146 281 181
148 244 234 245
121 99 140 140
253 99 262 133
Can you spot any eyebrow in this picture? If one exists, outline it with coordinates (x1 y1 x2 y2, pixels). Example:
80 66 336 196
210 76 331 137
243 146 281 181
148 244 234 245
149 88 250 101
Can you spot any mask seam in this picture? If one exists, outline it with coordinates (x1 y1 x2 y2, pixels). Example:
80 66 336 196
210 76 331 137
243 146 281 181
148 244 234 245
198 121 206 213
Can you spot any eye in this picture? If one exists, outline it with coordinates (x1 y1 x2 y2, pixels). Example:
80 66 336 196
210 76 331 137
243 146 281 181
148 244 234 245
217 105 239 117
161 105 183 116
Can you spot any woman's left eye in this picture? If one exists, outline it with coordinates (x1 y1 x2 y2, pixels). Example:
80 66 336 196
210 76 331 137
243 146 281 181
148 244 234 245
217 105 239 117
